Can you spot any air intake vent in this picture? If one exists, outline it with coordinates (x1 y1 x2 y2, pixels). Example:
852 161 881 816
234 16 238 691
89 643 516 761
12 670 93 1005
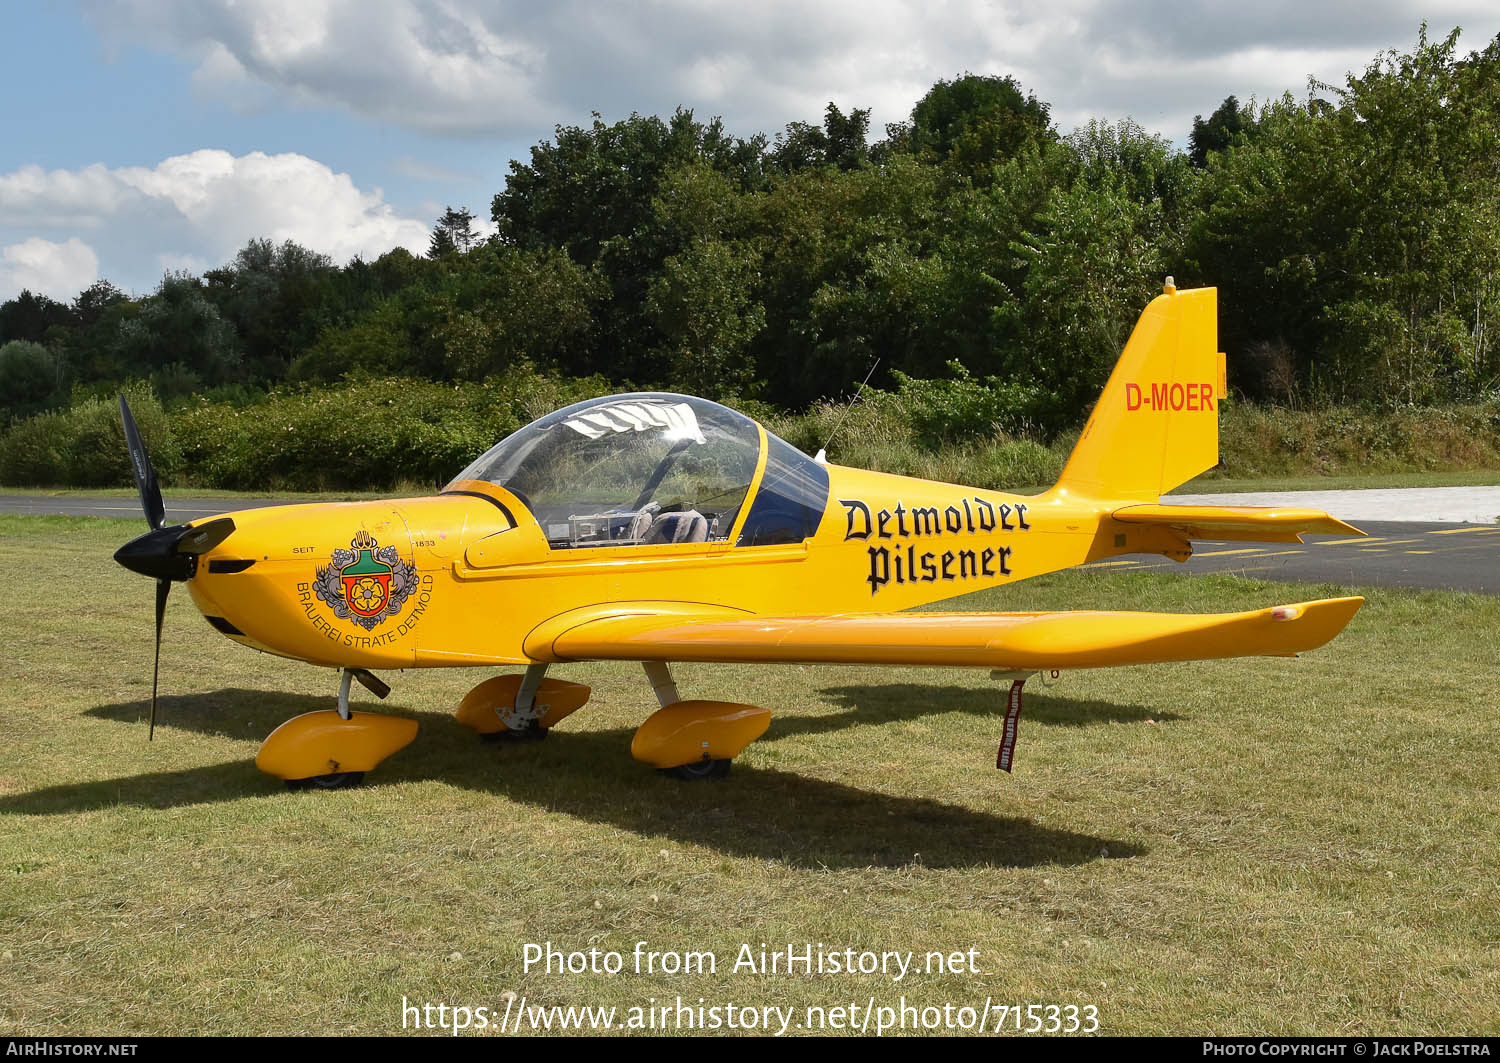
207 559 255 574
205 615 245 636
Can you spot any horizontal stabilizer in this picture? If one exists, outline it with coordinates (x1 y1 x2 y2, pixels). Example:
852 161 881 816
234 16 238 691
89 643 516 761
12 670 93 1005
1112 503 1363 543
526 597 1365 671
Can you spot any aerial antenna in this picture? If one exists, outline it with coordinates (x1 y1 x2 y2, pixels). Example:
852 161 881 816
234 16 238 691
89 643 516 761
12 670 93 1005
815 358 880 465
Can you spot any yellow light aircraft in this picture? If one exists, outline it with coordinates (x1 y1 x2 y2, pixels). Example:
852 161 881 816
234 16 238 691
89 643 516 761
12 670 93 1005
113 283 1363 788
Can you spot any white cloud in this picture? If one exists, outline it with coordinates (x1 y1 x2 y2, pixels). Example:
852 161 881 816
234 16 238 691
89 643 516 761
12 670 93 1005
0 150 430 299
0 238 100 302
76 0 1500 144
0 163 141 229
11 2 1496 304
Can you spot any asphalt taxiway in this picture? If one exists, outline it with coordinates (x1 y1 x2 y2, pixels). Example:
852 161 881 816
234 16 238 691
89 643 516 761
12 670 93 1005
1089 519 1500 594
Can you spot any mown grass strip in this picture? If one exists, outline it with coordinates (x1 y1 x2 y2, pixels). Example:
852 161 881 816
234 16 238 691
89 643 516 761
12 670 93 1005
0 516 1496 1035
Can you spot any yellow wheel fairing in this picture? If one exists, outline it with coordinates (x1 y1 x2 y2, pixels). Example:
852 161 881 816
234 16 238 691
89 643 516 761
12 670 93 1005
255 710 419 781
455 674 593 733
630 701 772 770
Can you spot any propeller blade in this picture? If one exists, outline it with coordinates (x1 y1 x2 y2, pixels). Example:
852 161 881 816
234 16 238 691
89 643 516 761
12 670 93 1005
150 578 169 741
177 517 236 555
118 395 165 531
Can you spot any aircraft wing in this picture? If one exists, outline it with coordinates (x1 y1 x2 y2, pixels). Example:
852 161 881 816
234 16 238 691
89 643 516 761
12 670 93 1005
1111 503 1363 543
523 597 1364 670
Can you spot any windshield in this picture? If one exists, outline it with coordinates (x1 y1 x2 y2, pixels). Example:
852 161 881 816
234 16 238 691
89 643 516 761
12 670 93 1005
447 394 763 549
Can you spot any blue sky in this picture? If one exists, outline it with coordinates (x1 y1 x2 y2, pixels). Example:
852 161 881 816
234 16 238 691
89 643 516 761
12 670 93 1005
2 1 1497 301
1 6 519 200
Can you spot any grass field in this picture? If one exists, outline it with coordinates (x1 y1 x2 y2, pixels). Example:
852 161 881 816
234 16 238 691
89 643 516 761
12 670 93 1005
1 514 1498 1036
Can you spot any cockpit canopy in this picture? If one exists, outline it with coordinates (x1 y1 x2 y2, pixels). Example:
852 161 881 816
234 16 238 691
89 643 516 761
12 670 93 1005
446 393 829 549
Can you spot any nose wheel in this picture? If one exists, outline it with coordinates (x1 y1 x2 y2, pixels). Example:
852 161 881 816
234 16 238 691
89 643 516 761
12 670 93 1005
256 669 416 789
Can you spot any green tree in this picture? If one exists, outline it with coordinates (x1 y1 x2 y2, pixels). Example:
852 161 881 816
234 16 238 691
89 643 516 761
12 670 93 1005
71 280 126 328
493 109 766 264
110 274 242 395
646 238 765 398
203 239 335 383
1065 118 1198 224
908 74 1054 180
1185 96 1328 393
434 245 598 381
1008 176 1170 416
291 300 414 382
0 290 72 345
428 206 479 258
1189 26 1500 402
752 155 960 404
492 109 768 384
768 103 872 172
1188 95 1254 167
0 340 60 421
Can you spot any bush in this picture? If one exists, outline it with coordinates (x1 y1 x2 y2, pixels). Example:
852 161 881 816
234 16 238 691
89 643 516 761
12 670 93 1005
5 368 1500 493
0 410 69 484
1215 402 1500 478
0 383 179 486
67 386 183 487
884 362 1054 444
763 382 1066 491
172 366 612 490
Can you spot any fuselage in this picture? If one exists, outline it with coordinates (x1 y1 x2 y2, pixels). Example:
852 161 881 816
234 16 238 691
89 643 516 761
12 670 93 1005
184 466 1178 672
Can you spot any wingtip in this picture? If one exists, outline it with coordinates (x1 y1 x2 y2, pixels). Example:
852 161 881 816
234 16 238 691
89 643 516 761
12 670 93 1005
1273 596 1364 648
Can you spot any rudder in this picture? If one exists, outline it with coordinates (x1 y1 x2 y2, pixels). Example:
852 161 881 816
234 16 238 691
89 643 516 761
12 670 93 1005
1054 283 1224 501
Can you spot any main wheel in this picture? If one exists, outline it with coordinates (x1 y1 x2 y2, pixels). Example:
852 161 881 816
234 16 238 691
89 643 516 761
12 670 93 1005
663 758 731 781
286 771 365 790
481 725 548 744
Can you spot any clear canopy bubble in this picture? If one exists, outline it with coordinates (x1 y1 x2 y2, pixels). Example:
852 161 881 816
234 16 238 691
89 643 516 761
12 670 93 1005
448 393 829 549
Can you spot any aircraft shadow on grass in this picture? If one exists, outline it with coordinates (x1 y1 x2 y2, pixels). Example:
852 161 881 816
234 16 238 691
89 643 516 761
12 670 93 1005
2 688 1149 870
766 683 1182 742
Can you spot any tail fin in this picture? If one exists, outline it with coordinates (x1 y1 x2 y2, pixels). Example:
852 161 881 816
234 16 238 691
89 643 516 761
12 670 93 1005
1054 283 1225 501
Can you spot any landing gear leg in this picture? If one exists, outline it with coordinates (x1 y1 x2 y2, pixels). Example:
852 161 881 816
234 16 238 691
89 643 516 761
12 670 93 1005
484 662 551 743
641 660 680 709
336 668 353 721
337 666 391 720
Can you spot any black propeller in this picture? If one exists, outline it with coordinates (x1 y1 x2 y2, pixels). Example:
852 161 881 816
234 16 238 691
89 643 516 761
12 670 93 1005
150 578 169 741
119 393 165 531
113 395 235 739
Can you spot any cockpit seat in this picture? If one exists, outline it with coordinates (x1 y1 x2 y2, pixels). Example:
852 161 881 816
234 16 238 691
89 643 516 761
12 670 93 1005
644 510 709 544
626 502 661 542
